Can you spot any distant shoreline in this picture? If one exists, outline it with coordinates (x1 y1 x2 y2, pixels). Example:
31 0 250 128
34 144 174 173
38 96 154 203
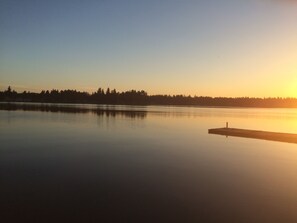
1 86 297 108
1 101 297 110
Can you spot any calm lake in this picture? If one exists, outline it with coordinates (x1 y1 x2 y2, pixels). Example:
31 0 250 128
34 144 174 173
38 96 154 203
1 103 297 222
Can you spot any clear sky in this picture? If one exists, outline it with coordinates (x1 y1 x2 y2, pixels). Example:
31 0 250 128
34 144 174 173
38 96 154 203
0 0 296 97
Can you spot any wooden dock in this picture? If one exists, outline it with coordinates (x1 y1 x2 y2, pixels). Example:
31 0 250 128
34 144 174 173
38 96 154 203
208 128 297 144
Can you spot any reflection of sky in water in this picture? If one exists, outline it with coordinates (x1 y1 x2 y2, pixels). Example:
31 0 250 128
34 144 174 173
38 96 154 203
0 105 297 222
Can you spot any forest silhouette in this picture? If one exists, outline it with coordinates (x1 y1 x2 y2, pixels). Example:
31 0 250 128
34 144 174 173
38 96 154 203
1 86 297 108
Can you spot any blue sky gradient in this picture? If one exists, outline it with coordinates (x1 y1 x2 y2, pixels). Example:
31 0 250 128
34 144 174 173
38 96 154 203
1 0 297 96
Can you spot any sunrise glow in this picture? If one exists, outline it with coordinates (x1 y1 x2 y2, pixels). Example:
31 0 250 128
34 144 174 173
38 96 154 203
0 0 297 97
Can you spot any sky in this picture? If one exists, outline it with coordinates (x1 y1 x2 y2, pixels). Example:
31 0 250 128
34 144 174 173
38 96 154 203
0 0 297 97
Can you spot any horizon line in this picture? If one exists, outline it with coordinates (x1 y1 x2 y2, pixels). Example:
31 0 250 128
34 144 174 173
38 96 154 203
1 85 297 100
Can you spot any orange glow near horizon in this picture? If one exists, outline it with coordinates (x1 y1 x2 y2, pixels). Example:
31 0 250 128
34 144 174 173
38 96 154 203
1 1 297 98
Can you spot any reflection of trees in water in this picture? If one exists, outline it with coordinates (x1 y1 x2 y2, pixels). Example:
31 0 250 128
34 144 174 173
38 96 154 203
94 110 146 119
0 103 147 119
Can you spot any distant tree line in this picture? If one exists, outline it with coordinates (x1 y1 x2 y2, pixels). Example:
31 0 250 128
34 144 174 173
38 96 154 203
1 86 297 108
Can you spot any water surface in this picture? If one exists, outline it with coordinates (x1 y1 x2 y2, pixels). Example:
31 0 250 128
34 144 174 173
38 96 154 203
1 104 297 222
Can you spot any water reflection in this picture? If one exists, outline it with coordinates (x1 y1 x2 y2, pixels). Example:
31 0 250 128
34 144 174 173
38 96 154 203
1 103 297 222
0 102 147 119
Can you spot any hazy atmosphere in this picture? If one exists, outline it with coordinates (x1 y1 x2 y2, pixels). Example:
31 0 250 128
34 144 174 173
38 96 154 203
1 0 296 97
